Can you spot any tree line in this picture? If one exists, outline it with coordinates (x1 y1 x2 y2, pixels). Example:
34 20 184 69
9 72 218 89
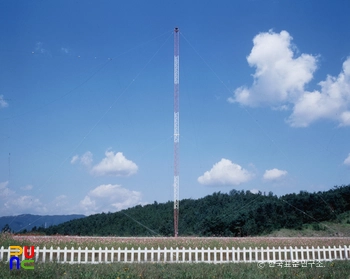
32 184 350 237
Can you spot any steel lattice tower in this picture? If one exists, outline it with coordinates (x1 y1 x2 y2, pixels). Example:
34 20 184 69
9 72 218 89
173 27 179 237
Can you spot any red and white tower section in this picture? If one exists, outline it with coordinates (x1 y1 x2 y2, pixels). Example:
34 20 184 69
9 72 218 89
173 27 180 237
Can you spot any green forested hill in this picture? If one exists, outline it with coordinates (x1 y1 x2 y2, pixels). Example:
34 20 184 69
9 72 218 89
37 185 350 237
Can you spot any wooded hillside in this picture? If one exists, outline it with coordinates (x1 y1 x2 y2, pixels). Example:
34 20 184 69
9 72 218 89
35 185 350 237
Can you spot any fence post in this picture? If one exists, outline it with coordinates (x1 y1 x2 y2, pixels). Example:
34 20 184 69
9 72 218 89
317 246 321 261
322 246 326 261
57 247 61 263
63 247 67 263
0 246 4 261
5 246 8 261
295 246 299 262
299 246 303 261
325 245 332 260
137 247 141 263
97 247 101 263
327 246 331 261
78 247 81 263
70 247 74 263
124 247 128 263
49 246 53 262
85 247 89 263
42 246 46 263
105 247 109 263
157 247 161 263
91 247 95 263
344 245 348 260
33 246 39 262
290 246 293 262
282 246 287 261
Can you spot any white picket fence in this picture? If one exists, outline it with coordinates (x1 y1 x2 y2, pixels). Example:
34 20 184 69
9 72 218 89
0 245 349 264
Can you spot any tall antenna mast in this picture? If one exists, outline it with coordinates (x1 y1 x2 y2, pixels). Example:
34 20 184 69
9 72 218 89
173 27 180 237
8 152 11 181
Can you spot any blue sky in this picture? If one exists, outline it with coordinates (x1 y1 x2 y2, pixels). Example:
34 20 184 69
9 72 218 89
1 0 350 217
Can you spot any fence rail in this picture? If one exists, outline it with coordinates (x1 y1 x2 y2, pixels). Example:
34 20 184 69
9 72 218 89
1 245 349 264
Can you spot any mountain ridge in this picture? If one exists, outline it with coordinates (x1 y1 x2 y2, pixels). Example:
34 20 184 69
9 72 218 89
0 214 85 233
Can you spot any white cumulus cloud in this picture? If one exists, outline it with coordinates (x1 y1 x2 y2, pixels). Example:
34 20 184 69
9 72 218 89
0 181 47 216
0 180 143 216
228 30 350 127
80 151 93 166
344 153 350 166
7 196 44 212
228 30 317 107
71 151 93 167
288 58 350 127
0 95 9 108
250 189 260 194
263 168 288 181
198 158 253 186
0 181 13 198
71 155 79 164
78 184 142 215
91 151 138 176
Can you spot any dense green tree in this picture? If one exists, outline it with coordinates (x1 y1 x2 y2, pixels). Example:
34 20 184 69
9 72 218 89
1 223 12 233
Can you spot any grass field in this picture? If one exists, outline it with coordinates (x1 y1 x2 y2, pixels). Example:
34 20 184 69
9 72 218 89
1 234 349 278
1 261 350 279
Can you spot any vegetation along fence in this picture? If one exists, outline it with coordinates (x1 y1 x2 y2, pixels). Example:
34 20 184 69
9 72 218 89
0 246 349 264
